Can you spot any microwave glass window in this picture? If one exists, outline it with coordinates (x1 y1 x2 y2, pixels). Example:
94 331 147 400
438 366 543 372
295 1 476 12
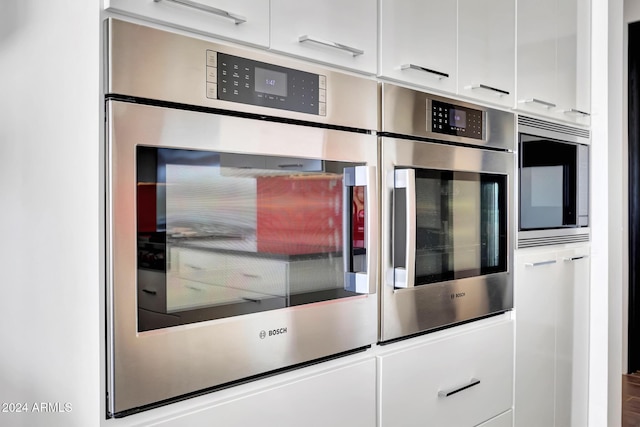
408 169 507 285
136 146 366 332
519 136 577 230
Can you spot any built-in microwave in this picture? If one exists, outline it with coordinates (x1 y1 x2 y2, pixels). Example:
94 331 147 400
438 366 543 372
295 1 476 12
517 116 590 248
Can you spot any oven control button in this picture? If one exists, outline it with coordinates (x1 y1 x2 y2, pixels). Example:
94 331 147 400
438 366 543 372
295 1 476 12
206 66 217 84
319 102 326 116
319 75 326 90
206 83 217 99
319 89 326 103
206 50 217 67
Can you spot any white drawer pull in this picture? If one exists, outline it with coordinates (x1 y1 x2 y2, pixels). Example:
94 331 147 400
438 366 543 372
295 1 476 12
563 255 589 262
518 98 556 108
524 260 556 267
400 63 449 79
438 378 481 398
154 0 247 24
298 35 364 57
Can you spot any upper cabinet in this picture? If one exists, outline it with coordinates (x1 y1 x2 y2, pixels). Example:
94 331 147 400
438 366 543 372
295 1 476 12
516 0 591 125
270 0 378 74
458 0 515 108
104 0 270 48
379 0 457 95
379 0 515 108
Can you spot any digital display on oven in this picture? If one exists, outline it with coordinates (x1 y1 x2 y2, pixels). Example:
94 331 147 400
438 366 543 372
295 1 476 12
255 67 287 97
449 109 467 129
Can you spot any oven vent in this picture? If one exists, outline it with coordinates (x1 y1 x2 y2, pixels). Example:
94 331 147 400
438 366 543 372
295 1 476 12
517 116 590 139
517 233 590 248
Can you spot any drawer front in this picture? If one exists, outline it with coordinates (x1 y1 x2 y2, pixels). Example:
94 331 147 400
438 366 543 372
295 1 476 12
378 320 514 427
476 410 513 427
175 248 288 296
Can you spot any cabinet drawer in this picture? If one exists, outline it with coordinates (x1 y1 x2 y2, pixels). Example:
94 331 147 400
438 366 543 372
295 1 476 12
105 0 269 48
378 319 514 427
175 248 288 296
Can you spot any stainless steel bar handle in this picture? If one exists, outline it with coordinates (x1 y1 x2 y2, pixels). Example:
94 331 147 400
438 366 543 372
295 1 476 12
518 98 557 108
438 378 481 398
298 35 364 57
564 108 591 116
563 255 589 262
464 83 510 96
400 64 449 79
524 260 557 267
154 0 247 24
394 169 416 289
343 166 378 294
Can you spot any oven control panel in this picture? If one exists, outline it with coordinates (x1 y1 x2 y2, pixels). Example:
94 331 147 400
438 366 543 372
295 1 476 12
431 100 483 140
206 51 326 116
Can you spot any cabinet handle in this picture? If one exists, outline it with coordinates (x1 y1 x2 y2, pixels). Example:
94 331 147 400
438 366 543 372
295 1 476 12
394 169 416 289
154 0 246 24
400 64 449 79
277 163 304 169
564 108 591 117
242 273 261 279
438 378 481 398
518 98 557 108
185 263 204 270
524 260 557 267
298 35 364 57
142 288 157 295
185 285 203 292
563 255 589 262
464 84 509 96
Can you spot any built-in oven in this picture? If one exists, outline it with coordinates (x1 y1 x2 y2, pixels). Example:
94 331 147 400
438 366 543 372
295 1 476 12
516 116 590 248
105 19 379 417
379 83 515 342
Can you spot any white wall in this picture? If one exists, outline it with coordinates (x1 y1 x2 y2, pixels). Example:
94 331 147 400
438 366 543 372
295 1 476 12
0 2 101 426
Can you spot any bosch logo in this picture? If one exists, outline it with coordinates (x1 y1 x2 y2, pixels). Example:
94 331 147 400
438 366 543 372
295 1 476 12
259 330 266 339
259 327 288 340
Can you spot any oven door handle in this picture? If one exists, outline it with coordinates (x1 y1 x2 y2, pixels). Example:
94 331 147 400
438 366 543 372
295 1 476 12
343 166 378 294
393 169 416 289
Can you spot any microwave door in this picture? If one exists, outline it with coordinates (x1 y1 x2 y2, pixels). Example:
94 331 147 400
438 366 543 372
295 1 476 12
393 169 416 289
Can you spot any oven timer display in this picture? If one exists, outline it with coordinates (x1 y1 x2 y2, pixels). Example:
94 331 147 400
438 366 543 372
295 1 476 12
431 100 483 140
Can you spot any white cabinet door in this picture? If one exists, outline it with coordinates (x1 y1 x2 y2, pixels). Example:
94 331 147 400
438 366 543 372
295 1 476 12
516 0 558 116
104 0 270 48
379 0 457 93
378 319 514 427
270 0 377 74
556 0 591 125
556 246 590 427
514 249 559 427
458 0 515 108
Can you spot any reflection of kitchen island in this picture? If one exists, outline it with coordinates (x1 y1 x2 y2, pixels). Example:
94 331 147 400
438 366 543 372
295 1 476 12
166 237 349 313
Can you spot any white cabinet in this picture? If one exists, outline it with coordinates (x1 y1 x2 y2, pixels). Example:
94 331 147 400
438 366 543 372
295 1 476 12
379 0 457 94
514 244 590 427
516 0 591 125
379 0 515 107
378 317 514 427
458 0 515 108
104 0 270 48
270 0 377 74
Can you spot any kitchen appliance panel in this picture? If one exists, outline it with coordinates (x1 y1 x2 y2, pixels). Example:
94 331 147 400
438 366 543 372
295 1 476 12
106 19 377 130
380 136 514 341
107 97 379 414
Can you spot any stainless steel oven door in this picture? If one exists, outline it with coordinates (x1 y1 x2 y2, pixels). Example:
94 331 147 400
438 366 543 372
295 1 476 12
380 136 514 342
106 100 378 416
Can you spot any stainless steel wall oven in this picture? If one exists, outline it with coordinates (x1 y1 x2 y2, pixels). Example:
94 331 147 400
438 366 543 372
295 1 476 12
105 19 379 417
379 84 515 342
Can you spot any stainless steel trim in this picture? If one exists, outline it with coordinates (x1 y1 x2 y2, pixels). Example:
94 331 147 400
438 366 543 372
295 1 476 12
107 100 379 414
153 0 246 24
107 19 377 130
518 98 557 108
517 232 590 248
517 116 590 141
298 35 364 57
524 260 557 267
380 136 514 342
393 169 416 289
400 64 449 79
438 378 481 398
380 83 515 151
464 84 510 96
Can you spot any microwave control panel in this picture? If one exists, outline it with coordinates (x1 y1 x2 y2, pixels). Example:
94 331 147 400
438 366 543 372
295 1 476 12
430 100 483 140
205 51 326 116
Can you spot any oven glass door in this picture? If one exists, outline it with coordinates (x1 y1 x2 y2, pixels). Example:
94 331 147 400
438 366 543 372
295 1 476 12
394 168 507 288
137 147 369 332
